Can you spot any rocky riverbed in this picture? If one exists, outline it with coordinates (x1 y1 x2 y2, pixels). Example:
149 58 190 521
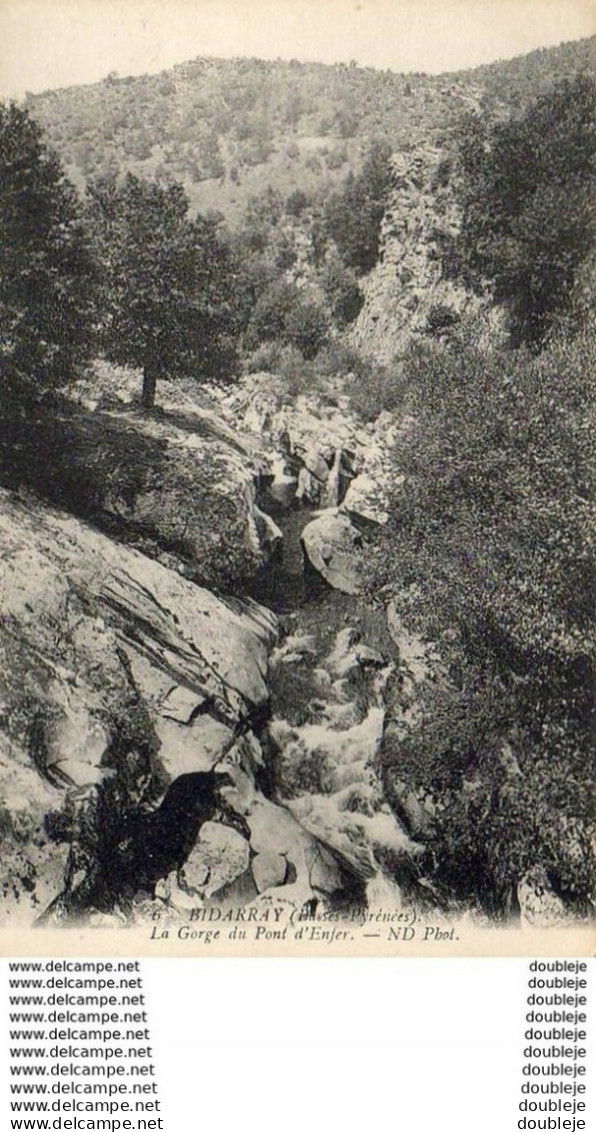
0 369 567 931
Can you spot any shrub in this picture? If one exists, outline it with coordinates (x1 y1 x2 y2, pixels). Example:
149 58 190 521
425 303 461 338
284 299 330 359
285 188 310 216
371 327 596 915
244 279 329 360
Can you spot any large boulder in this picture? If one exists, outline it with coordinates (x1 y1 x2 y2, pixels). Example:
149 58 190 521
300 511 364 594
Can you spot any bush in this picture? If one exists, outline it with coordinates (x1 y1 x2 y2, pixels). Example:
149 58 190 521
284 299 330 359
244 341 317 402
425 303 461 338
371 327 596 915
315 345 404 421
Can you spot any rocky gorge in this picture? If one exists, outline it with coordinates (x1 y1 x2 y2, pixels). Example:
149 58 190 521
0 364 451 935
3 40 593 937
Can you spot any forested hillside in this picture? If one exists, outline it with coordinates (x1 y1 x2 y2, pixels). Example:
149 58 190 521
25 38 594 220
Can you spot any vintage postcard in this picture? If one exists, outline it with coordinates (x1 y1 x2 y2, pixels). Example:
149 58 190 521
0 0 594 956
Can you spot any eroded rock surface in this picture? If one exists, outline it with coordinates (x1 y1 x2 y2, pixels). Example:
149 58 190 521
0 488 276 924
0 481 419 927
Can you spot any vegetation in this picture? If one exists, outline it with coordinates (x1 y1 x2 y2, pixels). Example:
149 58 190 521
449 75 596 347
374 325 595 915
322 139 394 275
87 174 240 407
0 103 97 409
1 40 594 921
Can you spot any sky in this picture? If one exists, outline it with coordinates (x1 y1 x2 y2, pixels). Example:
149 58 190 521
0 0 594 99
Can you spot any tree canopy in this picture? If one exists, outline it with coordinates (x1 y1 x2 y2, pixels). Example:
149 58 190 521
88 174 240 407
0 103 97 408
450 74 596 347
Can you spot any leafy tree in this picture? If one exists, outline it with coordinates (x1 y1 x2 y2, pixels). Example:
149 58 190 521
323 139 393 275
244 278 299 350
450 75 596 347
88 174 239 408
0 103 97 407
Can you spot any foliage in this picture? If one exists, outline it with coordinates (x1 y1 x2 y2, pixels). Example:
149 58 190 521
450 75 596 347
1 402 259 591
323 140 393 274
425 302 461 339
320 256 364 326
320 345 404 421
240 187 284 250
87 174 240 407
284 298 330 359
244 341 317 402
244 277 329 360
374 327 595 914
0 103 97 408
26 40 592 221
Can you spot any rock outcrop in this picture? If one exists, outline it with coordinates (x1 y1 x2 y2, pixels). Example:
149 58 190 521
0 487 276 924
349 146 498 362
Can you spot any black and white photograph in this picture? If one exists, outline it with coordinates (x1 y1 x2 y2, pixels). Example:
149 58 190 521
0 0 594 955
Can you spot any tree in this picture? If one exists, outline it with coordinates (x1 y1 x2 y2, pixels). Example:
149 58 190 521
320 255 364 326
88 174 239 408
323 139 393 275
0 103 97 407
451 75 596 347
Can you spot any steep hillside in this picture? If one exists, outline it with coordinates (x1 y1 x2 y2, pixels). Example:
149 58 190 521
24 39 594 222
453 34 596 107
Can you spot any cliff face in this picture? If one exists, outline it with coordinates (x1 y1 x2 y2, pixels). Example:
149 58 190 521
349 145 493 362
